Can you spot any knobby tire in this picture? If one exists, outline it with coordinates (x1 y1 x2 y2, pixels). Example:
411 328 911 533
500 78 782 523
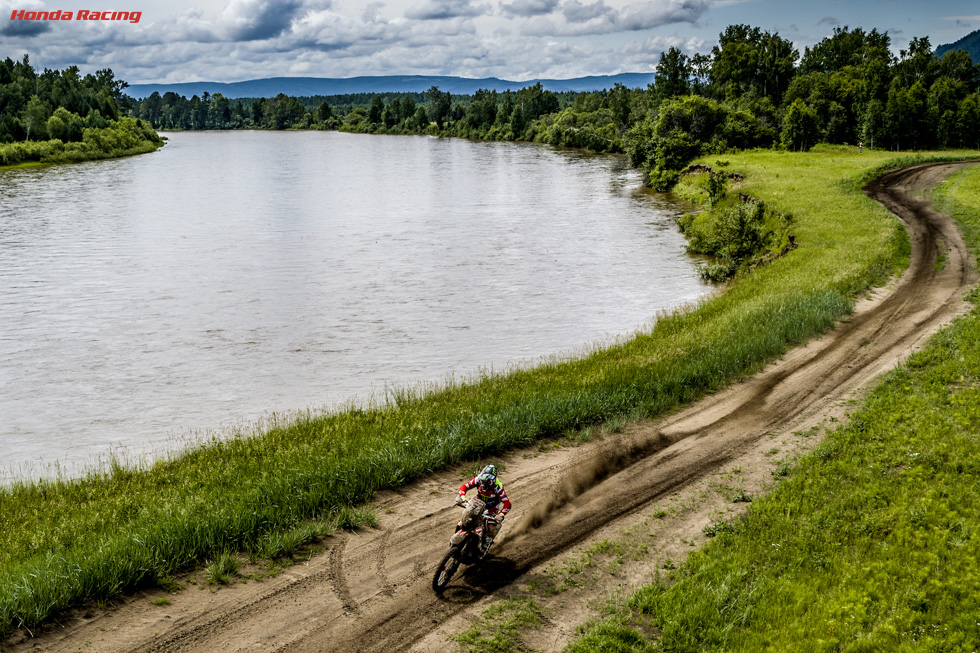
432 546 461 593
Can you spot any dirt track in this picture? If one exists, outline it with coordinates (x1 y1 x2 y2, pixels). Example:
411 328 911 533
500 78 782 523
7 162 977 653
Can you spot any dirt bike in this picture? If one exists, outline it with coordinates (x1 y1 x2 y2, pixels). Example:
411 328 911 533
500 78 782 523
432 497 498 593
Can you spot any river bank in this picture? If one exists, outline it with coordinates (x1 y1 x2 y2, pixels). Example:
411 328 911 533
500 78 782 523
0 117 162 169
1 147 976 643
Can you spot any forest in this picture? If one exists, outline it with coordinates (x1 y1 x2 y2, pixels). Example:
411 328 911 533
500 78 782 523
0 54 161 165
128 26 980 189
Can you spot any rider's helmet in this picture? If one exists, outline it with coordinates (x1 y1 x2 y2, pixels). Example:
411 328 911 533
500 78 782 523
476 464 497 492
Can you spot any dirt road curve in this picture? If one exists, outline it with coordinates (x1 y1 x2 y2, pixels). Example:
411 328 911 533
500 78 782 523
9 162 977 653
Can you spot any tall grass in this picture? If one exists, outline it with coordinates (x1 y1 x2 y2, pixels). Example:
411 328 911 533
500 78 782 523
0 147 974 639
568 157 980 650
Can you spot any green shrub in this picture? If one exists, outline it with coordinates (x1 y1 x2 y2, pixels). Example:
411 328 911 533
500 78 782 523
0 117 161 169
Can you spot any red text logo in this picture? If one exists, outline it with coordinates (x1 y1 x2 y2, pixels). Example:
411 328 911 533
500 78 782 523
9 10 143 23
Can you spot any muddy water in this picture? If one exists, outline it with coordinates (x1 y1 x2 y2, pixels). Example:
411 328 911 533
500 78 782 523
0 131 709 481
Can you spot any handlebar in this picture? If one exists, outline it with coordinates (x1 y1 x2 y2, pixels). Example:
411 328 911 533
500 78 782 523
452 502 499 520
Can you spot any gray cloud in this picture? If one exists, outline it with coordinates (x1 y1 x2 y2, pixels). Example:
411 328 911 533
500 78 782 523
943 14 980 24
817 16 839 26
499 0 560 17
618 0 710 30
217 0 306 41
946 15 980 28
1 0 52 36
9 0 718 84
405 0 491 20
524 0 710 36
561 0 614 23
2 19 52 37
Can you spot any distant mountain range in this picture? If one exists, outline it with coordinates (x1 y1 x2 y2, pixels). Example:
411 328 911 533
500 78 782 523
935 29 980 62
125 73 656 100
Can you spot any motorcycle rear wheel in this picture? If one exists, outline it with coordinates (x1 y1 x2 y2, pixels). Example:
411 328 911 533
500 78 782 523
432 546 462 593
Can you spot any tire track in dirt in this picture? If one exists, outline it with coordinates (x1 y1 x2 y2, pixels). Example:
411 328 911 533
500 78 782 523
129 556 342 653
375 528 397 598
328 538 360 617
11 162 975 653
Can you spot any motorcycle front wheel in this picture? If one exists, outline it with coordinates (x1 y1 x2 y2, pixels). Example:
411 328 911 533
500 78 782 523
432 546 462 593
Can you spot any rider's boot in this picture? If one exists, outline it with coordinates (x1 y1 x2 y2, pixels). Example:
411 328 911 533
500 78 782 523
480 520 499 557
479 528 494 557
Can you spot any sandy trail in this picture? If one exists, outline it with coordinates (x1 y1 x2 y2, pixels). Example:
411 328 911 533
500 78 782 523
7 162 976 653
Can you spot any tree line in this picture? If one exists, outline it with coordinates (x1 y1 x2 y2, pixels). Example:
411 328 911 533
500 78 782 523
0 55 162 165
0 54 137 142
33 24 980 187
129 86 580 134
131 91 450 131
128 26 980 187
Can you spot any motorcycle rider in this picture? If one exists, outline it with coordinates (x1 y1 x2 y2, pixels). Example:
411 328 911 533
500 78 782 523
456 464 511 552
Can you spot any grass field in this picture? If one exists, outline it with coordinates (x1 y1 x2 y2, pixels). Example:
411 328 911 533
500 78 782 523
1 146 975 640
568 158 980 652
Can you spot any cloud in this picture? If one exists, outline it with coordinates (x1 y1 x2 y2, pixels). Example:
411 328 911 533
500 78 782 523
613 33 705 70
166 0 335 44
288 8 394 52
1 0 52 36
942 15 980 28
817 16 839 26
523 0 710 36
631 33 705 54
108 14 656 83
617 0 710 30
561 0 615 23
217 0 307 41
499 0 560 17
405 0 491 20
361 2 386 22
13 0 717 85
1 3 165 54
172 8 222 42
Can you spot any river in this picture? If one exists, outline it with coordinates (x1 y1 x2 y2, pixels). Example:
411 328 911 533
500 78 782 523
0 130 709 482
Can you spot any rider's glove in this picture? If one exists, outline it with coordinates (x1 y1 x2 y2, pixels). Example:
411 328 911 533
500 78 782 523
495 514 505 523
455 495 465 506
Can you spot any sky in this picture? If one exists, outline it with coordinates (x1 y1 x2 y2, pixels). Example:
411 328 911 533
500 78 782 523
2 0 979 85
